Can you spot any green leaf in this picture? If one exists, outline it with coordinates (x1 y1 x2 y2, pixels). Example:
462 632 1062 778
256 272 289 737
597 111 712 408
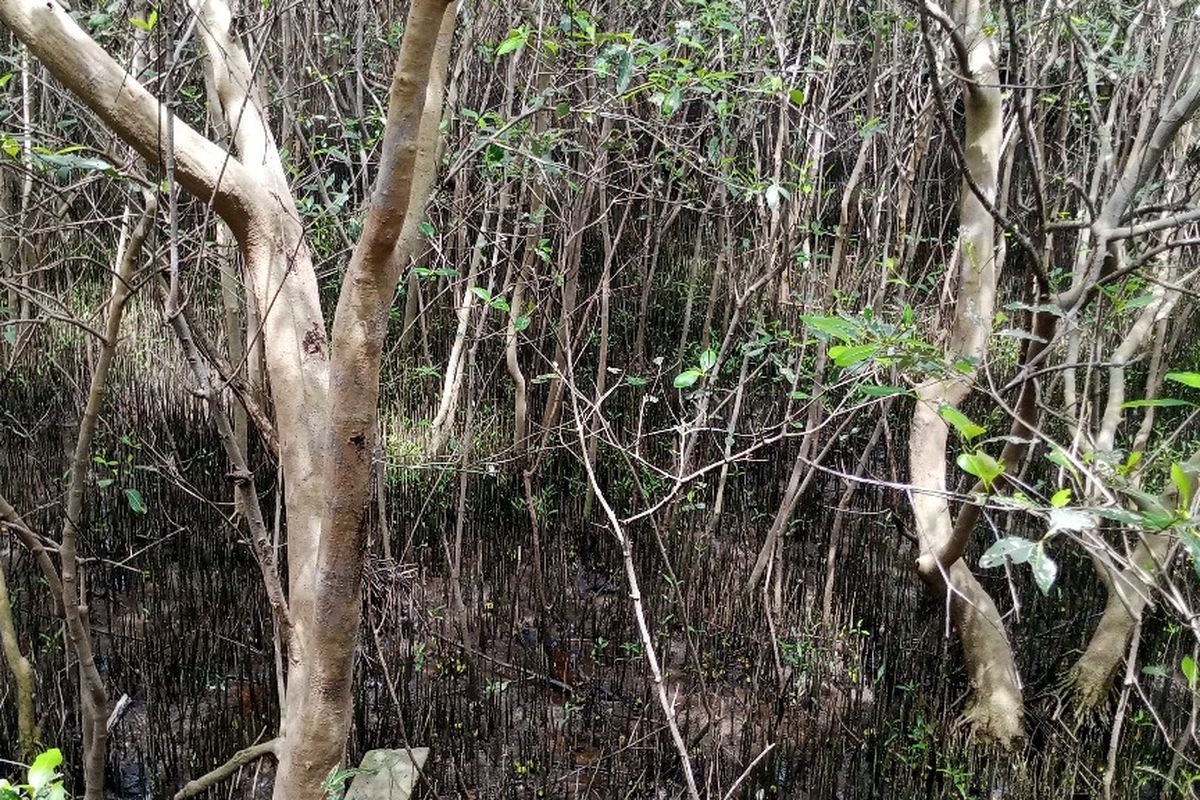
788 87 806 105
1172 461 1194 510
956 450 1004 487
1029 544 1058 594
513 315 531 332
1143 510 1178 530
124 487 148 515
1124 486 1173 521
28 748 63 790
980 536 1035 568
1047 507 1093 535
469 286 492 303
1182 655 1198 690
764 183 780 210
1118 450 1143 475
673 369 702 389
97 477 115 488
1046 446 1079 479
34 150 115 174
939 405 985 441
1092 506 1144 526
1121 294 1155 310
992 493 1038 512
129 8 158 30
615 48 634 93
1003 301 1065 317
660 85 683 116
496 26 530 56
1181 528 1200 580
418 220 436 237
483 143 506 167
1166 371 1200 389
1050 488 1072 508
801 314 859 343
1121 398 1195 409
828 344 877 367
1141 664 1168 678
998 328 1048 343
698 348 717 372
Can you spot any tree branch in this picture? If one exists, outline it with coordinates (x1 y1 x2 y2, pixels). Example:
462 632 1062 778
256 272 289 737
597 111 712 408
173 738 279 800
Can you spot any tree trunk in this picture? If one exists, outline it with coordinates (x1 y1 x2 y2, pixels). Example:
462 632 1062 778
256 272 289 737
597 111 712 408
0 552 37 758
273 3 454 795
907 0 1022 745
0 0 455 793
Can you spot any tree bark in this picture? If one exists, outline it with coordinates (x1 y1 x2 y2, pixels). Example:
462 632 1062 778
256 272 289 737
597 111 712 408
0 550 37 757
55 191 153 800
908 0 1023 745
274 2 454 796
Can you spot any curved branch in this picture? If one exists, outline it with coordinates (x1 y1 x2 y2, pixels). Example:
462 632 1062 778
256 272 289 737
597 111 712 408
173 738 280 800
0 0 260 236
916 0 973 87
0 493 63 606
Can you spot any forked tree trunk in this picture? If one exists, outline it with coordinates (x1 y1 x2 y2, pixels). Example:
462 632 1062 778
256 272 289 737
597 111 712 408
274 3 455 795
908 0 1023 745
1060 73 1200 713
0 0 456 796
1066 449 1200 716
1066 533 1169 712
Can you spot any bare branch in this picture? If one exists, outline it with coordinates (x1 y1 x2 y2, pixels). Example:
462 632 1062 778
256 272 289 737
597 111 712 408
173 738 280 800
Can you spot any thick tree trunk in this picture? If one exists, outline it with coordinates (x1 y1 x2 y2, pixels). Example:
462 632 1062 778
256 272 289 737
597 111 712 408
1066 535 1167 714
1067 450 1199 715
273 2 454 795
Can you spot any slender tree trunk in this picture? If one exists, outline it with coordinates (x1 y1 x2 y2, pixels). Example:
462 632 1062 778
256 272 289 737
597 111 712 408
0 551 37 757
57 192 153 799
908 0 1023 745
427 209 491 457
